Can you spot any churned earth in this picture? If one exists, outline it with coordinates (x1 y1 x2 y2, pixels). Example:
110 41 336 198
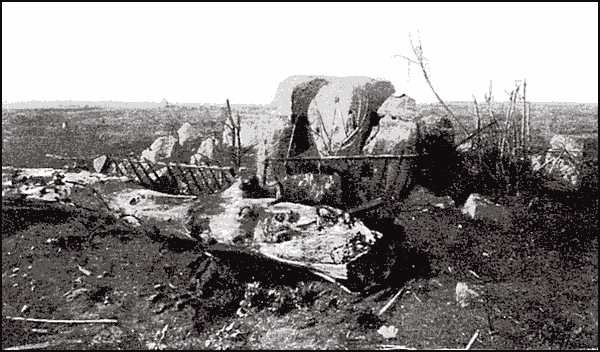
2 171 598 349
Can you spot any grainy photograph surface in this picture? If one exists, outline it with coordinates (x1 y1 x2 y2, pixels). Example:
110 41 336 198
2 2 598 350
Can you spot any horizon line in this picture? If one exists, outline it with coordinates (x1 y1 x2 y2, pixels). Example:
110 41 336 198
2 99 598 108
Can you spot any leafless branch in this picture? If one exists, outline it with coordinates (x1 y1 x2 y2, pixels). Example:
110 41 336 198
396 34 470 137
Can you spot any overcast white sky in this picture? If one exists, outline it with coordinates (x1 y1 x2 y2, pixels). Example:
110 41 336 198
2 2 598 104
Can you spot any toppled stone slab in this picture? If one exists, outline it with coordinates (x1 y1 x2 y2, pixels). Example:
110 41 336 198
186 179 401 288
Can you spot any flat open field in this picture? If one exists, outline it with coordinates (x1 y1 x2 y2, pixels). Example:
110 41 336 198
2 102 597 168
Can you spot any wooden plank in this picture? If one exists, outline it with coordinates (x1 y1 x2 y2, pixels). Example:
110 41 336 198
195 168 215 193
267 154 421 162
141 160 162 181
119 159 135 179
173 162 194 195
5 340 84 350
164 162 178 185
125 158 145 184
4 316 118 324
137 161 156 186
112 159 125 177
152 160 233 172
262 158 270 186
347 197 384 215
206 167 222 190
379 158 389 191
185 167 206 195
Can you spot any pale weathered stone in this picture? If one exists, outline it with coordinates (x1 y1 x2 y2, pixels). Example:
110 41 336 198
141 135 178 163
376 94 418 122
543 135 583 187
177 122 197 147
93 155 108 173
190 137 218 164
456 282 480 308
461 193 511 225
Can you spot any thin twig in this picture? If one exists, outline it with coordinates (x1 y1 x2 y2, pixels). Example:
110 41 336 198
396 36 469 137
473 96 481 150
465 329 480 350
236 112 242 168
284 114 299 169
64 180 112 212
309 270 352 294
154 324 169 349
546 149 567 174
521 79 527 154
4 316 118 324
378 284 410 316
313 100 334 154
226 99 238 168
468 270 481 279
378 344 417 350
5 339 84 350
455 120 498 148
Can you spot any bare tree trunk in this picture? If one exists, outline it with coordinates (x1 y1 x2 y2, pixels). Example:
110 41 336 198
473 96 481 150
236 112 242 168
521 79 529 155
225 99 242 169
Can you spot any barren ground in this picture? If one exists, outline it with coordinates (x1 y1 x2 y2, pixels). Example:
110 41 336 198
2 179 597 349
2 105 597 349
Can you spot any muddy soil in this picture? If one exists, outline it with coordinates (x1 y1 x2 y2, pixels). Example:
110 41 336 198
2 181 598 349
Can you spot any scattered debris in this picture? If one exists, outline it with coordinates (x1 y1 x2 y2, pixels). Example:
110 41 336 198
64 288 90 302
430 279 443 288
152 302 173 314
468 270 481 280
151 324 169 350
377 325 399 339
77 265 92 276
146 293 165 303
30 328 49 334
